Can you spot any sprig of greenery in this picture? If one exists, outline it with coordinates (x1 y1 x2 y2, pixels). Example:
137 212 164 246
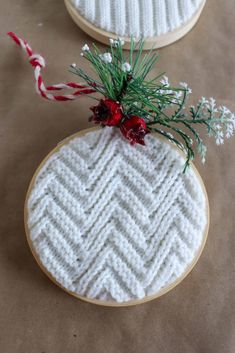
70 38 235 171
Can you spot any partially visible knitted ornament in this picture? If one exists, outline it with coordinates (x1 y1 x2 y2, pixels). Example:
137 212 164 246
64 0 206 49
25 127 209 305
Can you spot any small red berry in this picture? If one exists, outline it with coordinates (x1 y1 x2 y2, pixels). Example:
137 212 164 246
90 99 123 126
120 116 149 145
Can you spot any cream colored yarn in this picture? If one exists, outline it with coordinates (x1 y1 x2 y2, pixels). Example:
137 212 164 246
71 0 203 38
27 127 207 302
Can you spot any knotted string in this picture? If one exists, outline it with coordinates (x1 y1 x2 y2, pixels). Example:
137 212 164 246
7 32 97 101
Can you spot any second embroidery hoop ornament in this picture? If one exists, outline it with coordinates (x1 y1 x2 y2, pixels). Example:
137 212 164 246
64 0 206 50
8 33 235 305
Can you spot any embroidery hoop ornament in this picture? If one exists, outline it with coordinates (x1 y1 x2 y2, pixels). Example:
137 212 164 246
24 127 210 307
9 32 235 306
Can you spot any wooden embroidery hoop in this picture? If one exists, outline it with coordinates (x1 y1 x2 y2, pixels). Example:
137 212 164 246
64 0 206 50
24 127 210 307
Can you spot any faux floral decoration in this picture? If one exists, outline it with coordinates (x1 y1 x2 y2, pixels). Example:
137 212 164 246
8 33 235 172
70 38 235 171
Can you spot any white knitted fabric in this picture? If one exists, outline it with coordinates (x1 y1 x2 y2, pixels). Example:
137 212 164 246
71 0 203 38
27 128 207 302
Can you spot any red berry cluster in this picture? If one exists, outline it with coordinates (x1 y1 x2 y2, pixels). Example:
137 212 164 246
90 99 149 146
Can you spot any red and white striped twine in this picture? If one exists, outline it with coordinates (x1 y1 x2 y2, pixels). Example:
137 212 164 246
7 32 97 101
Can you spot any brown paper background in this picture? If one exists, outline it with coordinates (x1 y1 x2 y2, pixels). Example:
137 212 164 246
1 1 235 352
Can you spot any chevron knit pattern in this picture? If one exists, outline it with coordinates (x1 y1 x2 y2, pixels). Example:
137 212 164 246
71 0 203 38
27 128 207 302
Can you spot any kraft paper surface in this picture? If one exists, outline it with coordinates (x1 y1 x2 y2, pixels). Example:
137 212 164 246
0 0 235 352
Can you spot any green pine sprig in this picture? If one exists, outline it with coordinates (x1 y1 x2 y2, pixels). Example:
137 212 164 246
70 38 235 171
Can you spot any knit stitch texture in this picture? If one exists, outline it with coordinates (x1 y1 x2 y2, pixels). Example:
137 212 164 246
71 0 203 38
27 128 207 302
